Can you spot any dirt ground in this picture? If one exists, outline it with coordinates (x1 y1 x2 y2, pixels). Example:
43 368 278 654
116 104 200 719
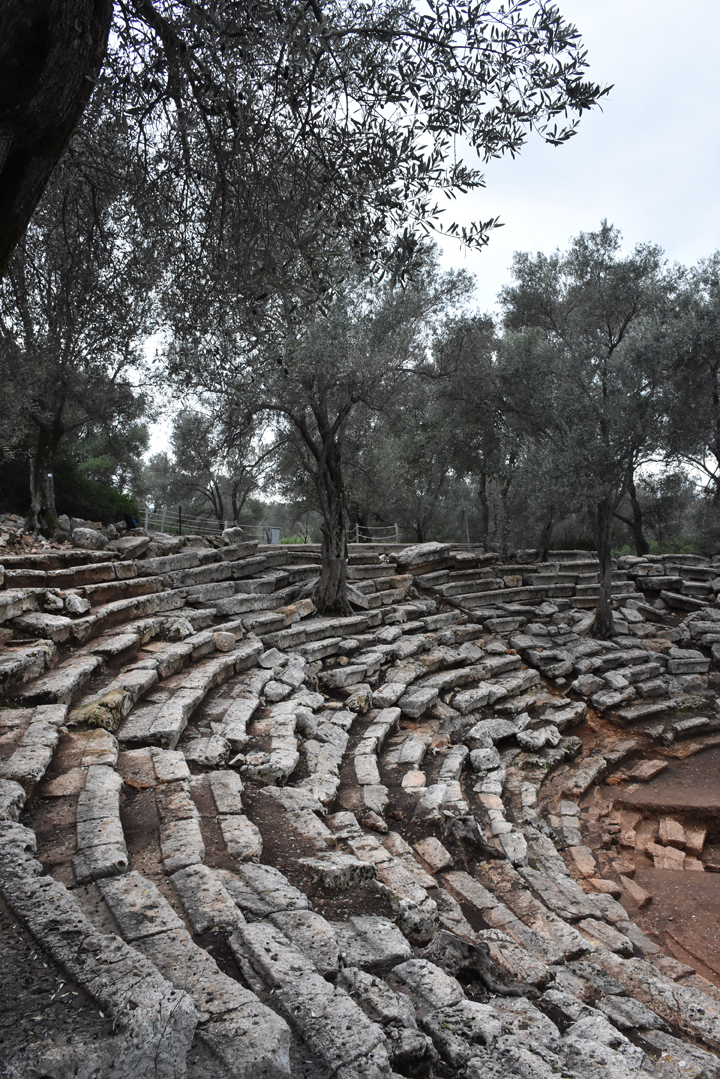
0 893 114 1077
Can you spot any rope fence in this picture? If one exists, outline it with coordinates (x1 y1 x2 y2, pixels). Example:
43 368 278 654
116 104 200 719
349 523 400 543
142 507 279 542
141 508 399 545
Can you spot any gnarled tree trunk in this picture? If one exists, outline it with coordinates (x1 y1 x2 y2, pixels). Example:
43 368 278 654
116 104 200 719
308 421 350 614
615 477 650 556
536 504 554 562
0 0 113 277
478 472 490 548
589 496 615 639
27 418 63 533
315 443 349 614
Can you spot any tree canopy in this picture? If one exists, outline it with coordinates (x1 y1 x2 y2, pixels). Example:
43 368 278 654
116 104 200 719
1 0 608 290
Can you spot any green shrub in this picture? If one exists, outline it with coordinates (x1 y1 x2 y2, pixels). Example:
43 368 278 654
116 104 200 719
53 459 139 525
649 537 697 555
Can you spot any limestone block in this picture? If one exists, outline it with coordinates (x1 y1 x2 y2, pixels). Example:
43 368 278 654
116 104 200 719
0 778 26 821
72 527 108 550
300 851 378 890
219 814 263 861
422 1001 502 1068
268 909 342 977
217 863 308 918
414 837 453 874
208 769 244 815
160 817 205 873
183 734 230 768
172 864 246 933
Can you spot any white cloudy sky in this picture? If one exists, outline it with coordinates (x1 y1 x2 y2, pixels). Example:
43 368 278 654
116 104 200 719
437 0 720 312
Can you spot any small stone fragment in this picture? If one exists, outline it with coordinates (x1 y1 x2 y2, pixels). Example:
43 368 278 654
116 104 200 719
589 877 622 898
619 874 652 908
414 837 453 874
568 845 597 879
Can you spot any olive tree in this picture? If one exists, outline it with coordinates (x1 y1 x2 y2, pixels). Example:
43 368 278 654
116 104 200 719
0 113 156 533
665 255 720 498
1 0 608 287
499 223 670 637
168 253 473 612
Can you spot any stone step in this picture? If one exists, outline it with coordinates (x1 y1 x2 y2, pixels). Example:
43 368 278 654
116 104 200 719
0 548 112 572
68 588 187 645
0 639 58 693
0 703 67 793
262 613 379 650
0 850 198 1075
229 920 392 1078
454 585 548 607
592 949 720 1053
216 862 309 918
437 577 503 598
72 762 128 884
213 589 297 618
13 654 103 706
98 871 292 1078
118 641 263 749
3 560 123 590
661 589 710 612
156 777 205 874
76 575 163 606
347 564 396 581
575 581 637 597
172 862 246 933
0 587 45 624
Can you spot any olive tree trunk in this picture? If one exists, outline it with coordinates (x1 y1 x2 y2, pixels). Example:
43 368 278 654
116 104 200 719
536 504 555 562
0 0 113 277
614 477 650 556
589 496 615 639
314 441 350 614
477 472 490 547
27 421 63 533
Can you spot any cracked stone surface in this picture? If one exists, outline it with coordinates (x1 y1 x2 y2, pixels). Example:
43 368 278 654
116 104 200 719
2 538 720 1077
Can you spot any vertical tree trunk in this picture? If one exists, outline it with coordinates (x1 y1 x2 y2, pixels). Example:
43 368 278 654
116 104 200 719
628 478 650 555
211 479 225 526
536 504 555 562
314 443 350 614
589 497 615 639
499 469 514 558
478 472 490 547
614 481 650 556
27 423 61 533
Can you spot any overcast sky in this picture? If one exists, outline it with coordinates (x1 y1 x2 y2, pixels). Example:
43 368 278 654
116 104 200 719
437 0 720 313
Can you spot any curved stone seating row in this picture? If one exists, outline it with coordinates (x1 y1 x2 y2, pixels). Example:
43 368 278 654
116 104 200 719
3 539 720 1075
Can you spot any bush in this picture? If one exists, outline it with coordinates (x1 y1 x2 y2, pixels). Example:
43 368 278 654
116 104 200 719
649 537 697 555
52 459 138 524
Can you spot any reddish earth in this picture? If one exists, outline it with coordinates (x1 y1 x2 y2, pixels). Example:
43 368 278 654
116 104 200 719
613 744 720 820
629 868 720 982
